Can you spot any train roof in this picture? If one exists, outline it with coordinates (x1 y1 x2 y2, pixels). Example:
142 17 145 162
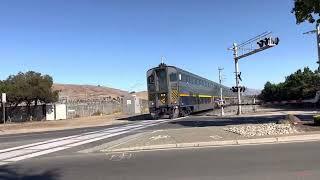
147 63 230 89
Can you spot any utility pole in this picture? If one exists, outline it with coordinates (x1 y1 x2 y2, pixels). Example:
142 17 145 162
218 67 224 116
232 43 242 115
317 24 320 71
303 23 320 72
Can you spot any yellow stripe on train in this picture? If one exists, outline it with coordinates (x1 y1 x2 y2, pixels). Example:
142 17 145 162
179 94 236 99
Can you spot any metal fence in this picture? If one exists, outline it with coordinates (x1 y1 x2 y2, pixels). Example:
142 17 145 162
65 101 122 119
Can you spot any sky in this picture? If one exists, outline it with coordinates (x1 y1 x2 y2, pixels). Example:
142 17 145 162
0 0 318 92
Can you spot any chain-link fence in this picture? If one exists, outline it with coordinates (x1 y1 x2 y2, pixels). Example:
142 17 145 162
65 101 122 119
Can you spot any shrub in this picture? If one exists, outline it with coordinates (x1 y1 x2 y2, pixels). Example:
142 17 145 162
313 115 320 125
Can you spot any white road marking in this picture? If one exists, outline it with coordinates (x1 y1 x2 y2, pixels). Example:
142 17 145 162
109 152 132 161
209 135 223 140
0 117 181 166
149 135 171 140
0 149 38 161
0 135 80 153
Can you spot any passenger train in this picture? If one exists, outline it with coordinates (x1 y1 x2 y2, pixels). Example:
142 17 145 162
147 63 235 119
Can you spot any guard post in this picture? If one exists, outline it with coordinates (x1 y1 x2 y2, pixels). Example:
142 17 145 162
2 93 6 124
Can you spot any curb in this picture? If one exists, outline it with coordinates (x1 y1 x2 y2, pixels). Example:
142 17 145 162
102 133 320 153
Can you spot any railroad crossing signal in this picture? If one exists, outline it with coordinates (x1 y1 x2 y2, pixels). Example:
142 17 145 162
238 72 242 81
233 32 280 61
257 37 280 48
228 31 279 115
230 86 246 93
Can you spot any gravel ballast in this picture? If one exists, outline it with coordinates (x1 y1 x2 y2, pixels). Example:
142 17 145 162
224 123 299 137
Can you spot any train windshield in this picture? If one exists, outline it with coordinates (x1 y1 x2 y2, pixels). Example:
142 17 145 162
148 75 155 84
156 69 167 91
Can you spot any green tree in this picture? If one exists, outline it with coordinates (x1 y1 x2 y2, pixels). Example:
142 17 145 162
292 0 320 24
0 71 59 120
259 67 320 102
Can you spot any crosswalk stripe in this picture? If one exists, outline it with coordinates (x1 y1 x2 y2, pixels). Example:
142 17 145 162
0 118 181 165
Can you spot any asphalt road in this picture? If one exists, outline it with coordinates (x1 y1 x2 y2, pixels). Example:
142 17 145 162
0 113 285 150
0 113 290 168
2 141 320 180
0 122 132 150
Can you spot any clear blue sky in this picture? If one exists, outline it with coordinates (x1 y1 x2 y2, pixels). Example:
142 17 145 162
0 0 317 91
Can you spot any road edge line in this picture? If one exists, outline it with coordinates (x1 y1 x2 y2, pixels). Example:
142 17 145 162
103 133 320 153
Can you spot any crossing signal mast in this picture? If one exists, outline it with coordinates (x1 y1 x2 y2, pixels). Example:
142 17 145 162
228 31 280 115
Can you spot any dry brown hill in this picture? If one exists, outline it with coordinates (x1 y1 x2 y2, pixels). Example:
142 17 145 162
132 91 148 100
53 83 132 101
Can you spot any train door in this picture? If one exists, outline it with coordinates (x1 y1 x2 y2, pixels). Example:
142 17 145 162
155 68 168 106
195 94 200 111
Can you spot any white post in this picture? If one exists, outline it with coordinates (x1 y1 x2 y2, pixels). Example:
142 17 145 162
233 43 242 115
253 97 256 112
218 68 224 116
2 93 6 124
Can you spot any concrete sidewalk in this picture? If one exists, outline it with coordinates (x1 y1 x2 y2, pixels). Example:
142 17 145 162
100 123 320 153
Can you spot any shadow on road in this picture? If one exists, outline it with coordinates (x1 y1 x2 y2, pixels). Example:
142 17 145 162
117 114 153 121
294 114 314 121
0 165 60 180
117 110 215 121
170 115 284 127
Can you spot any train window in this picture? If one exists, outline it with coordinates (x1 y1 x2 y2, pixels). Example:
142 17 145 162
170 73 177 82
148 75 154 84
159 71 166 78
181 74 186 82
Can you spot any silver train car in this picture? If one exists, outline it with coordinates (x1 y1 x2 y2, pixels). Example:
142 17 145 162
147 63 234 119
